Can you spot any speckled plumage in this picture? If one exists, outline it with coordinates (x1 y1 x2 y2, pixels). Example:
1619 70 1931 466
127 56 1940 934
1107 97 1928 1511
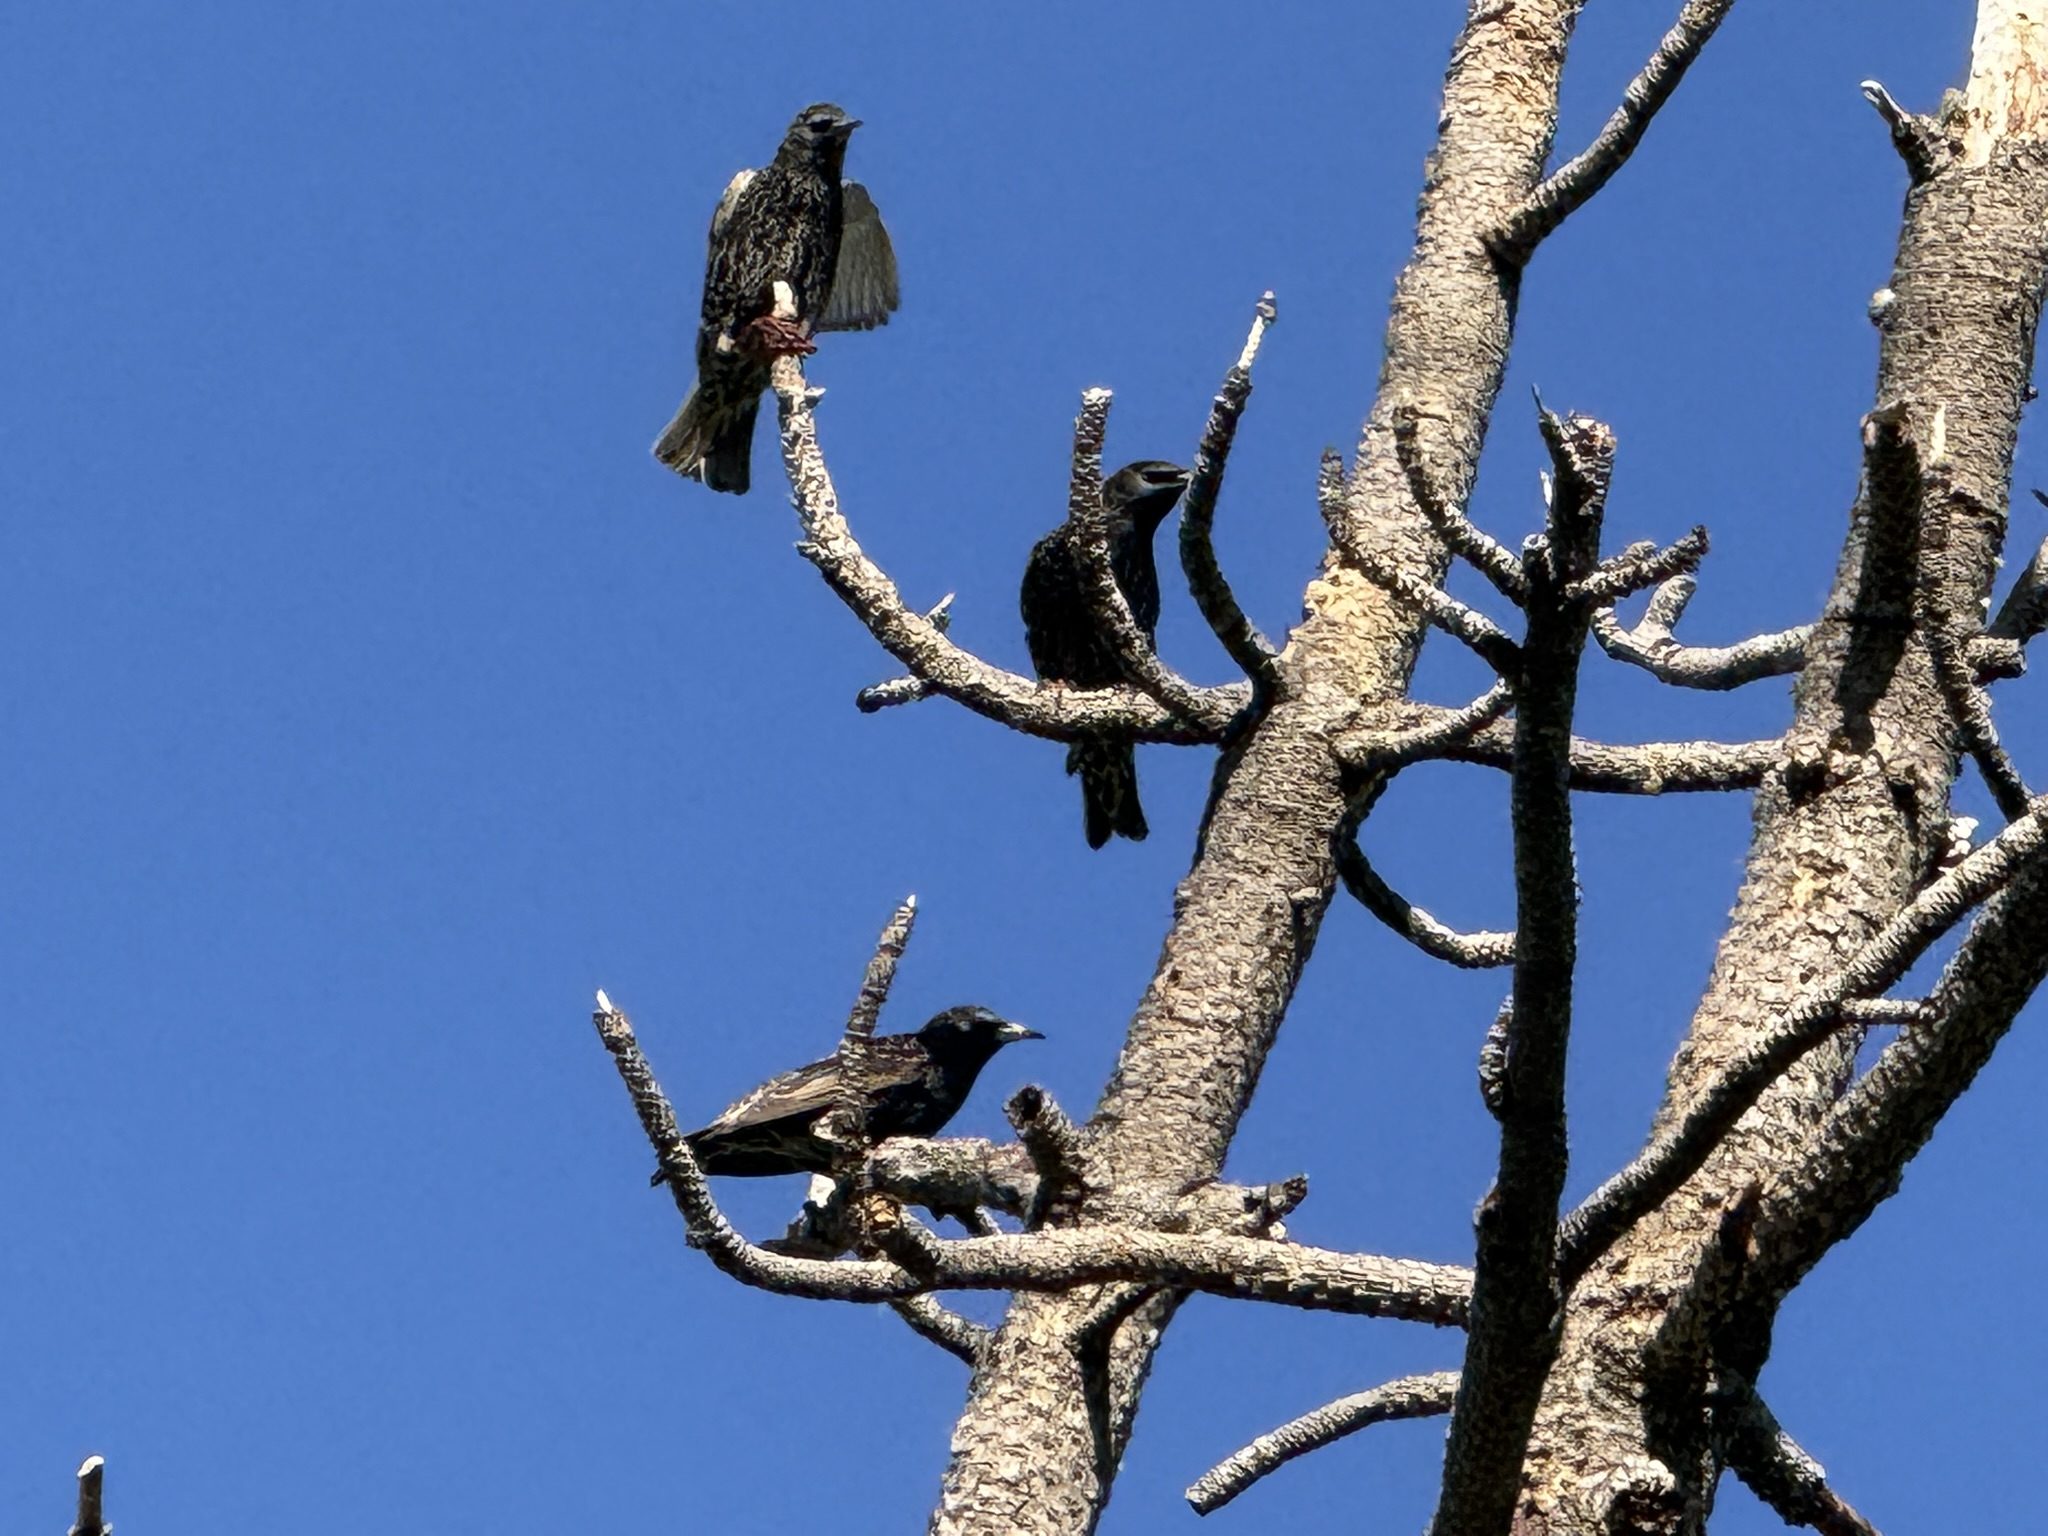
1020 461 1192 847
682 1006 1040 1178
654 103 899 494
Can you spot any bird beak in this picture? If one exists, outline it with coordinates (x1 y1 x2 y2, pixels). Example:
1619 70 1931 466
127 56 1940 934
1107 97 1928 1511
838 118 863 137
998 1022 1044 1043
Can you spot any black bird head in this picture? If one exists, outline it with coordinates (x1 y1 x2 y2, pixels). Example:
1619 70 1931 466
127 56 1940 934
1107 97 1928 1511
1103 460 1193 536
783 103 861 167
916 1005 1043 1063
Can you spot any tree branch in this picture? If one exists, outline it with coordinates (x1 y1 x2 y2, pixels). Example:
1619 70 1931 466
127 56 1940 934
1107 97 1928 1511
891 1296 992 1366
1338 683 1517 775
1556 792 2048 1286
1488 0 1742 261
69 1457 107 1536
1393 403 1528 603
1591 573 1812 689
1007 1085 1089 1230
593 993 1472 1321
1324 447 1522 672
768 356 1249 743
1434 410 1613 1536
1185 1370 1461 1515
1718 1380 1884 1536
1066 387 1227 722
1860 79 1945 183
1335 801 1515 968
1180 293 1285 690
1448 722 1777 793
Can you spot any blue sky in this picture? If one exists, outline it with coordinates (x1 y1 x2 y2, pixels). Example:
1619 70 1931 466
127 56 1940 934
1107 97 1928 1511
4 3 2040 1531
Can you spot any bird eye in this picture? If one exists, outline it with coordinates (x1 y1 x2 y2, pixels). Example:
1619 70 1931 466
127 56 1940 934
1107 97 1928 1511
808 116 837 133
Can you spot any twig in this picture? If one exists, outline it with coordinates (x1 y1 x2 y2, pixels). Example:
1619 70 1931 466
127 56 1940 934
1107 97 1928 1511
1067 388 1223 721
768 356 1249 743
830 895 918 1157
1838 997 1933 1026
1719 1380 1884 1536
1335 802 1515 968
1433 410 1613 1536
890 1296 991 1366
1340 683 1516 774
69 1457 107 1536
1180 293 1284 690
1186 1371 1461 1515
853 596 954 710
1985 516 2048 648
1555 792 2048 1285
1569 526 1710 608
1591 574 1812 690
1488 0 1741 260
1922 483 2033 819
594 993 1473 1320
1449 722 1777 793
1860 79 1945 183
1393 404 1528 602
1007 1085 1088 1229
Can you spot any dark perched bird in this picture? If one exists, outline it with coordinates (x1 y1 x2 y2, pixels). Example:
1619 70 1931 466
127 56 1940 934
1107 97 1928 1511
654 102 900 494
681 1007 1041 1177
1020 460 1193 847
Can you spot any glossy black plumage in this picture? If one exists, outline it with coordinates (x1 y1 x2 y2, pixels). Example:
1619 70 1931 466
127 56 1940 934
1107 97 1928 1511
683 1006 1041 1177
654 103 900 494
1020 461 1192 847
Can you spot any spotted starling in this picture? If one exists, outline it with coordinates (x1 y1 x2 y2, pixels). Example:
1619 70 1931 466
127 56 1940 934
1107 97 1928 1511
681 1007 1041 1177
653 103 900 495
1020 461 1193 847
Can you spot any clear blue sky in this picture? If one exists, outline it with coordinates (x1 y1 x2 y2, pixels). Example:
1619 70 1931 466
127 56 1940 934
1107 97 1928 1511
4 3 2040 1531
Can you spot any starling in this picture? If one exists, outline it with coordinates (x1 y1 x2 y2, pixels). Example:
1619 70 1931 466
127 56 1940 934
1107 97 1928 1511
1020 460 1192 847
682 1007 1041 1177
653 102 900 495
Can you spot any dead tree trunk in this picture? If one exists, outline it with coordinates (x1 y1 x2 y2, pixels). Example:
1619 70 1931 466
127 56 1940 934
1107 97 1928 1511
592 4 2048 1534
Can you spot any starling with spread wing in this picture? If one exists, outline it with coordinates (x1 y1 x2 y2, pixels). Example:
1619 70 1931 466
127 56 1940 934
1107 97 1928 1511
1020 461 1192 847
682 1007 1040 1177
654 102 900 495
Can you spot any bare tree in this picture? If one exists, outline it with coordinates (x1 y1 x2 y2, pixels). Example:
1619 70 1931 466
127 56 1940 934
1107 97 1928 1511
591 3 2048 1532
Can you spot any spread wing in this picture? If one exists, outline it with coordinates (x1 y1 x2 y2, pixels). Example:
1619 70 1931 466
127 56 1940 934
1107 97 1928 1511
817 181 900 332
689 1038 926 1139
707 168 757 248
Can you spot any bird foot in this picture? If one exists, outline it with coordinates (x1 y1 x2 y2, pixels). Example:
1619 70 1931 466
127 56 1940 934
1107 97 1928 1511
739 312 818 358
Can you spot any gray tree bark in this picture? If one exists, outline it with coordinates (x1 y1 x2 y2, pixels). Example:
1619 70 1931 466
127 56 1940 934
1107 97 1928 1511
593 4 2048 1534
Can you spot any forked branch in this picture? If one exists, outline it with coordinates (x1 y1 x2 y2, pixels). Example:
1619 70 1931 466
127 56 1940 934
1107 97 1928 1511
1592 573 1812 689
769 357 1249 743
1489 0 1742 261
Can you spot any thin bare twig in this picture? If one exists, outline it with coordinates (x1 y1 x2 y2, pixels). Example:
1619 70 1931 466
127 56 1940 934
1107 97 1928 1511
1335 801 1515 968
1557 792 2048 1285
1569 526 1710 608
769 356 1249 743
1186 1371 1461 1515
1068 388 1223 721
1860 78 1945 183
1489 0 1742 260
1591 574 1812 689
1719 1380 1885 1536
1180 293 1284 690
1339 683 1517 775
891 1296 991 1365
1393 404 1528 602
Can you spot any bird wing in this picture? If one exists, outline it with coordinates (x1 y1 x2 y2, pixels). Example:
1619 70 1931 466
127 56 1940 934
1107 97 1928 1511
707 168 758 248
691 1038 927 1138
817 181 900 332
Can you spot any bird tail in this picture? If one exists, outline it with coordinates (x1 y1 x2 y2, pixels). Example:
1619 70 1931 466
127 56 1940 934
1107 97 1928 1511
1068 740 1146 848
653 383 758 495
